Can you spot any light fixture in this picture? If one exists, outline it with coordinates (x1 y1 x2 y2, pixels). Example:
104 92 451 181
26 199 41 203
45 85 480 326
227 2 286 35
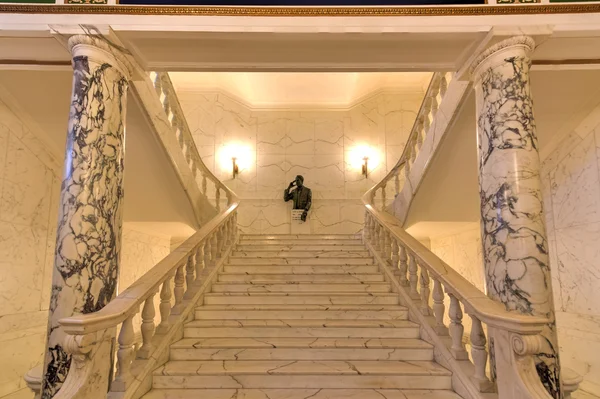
232 157 239 179
349 145 380 179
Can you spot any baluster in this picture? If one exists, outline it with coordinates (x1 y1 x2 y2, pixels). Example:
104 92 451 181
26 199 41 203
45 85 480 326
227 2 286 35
191 162 198 179
172 264 185 314
226 191 233 206
381 184 387 210
379 228 387 258
391 239 399 271
470 315 493 390
112 314 136 391
448 294 469 360
410 139 417 164
216 225 224 259
394 172 400 195
408 253 420 299
431 95 439 118
183 252 195 298
368 215 375 246
419 266 431 315
225 218 232 247
398 244 408 286
201 173 207 195
404 160 411 179
205 233 213 268
384 230 392 263
157 275 173 334
415 121 424 151
211 231 218 265
232 213 239 242
440 73 449 98
373 223 380 252
153 73 162 95
194 241 206 284
215 186 221 211
432 278 449 335
137 293 157 359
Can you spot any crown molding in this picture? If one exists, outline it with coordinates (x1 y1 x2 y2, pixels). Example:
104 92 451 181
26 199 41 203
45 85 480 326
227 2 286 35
1 3 600 16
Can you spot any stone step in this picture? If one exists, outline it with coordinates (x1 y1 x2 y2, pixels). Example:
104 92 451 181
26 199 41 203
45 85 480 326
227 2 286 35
203 293 398 305
226 257 374 265
223 265 380 274
231 250 371 258
239 239 363 245
241 234 359 240
194 305 408 320
210 283 390 293
184 319 421 339
217 273 385 283
169 338 433 361
236 244 367 251
152 360 452 390
142 389 463 399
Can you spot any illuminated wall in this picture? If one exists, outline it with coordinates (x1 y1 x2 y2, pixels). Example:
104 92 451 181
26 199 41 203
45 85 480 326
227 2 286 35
178 89 423 234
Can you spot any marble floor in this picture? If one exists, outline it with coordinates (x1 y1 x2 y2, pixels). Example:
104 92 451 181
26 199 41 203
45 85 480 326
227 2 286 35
143 234 463 399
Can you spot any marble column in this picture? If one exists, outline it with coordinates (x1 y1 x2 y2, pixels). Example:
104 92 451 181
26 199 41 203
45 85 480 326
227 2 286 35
471 36 562 398
41 36 131 398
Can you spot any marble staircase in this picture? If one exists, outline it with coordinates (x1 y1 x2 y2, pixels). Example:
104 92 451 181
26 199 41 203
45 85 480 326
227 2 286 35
142 234 462 399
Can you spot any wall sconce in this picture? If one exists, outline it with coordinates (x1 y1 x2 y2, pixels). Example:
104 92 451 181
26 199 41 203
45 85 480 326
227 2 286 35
349 145 380 179
232 157 239 179
362 157 369 178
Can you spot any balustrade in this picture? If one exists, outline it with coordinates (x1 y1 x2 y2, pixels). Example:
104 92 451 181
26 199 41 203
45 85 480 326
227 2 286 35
53 205 239 399
362 205 552 398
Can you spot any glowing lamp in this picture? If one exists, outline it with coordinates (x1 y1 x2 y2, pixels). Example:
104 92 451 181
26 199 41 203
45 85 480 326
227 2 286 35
349 145 380 179
219 143 252 180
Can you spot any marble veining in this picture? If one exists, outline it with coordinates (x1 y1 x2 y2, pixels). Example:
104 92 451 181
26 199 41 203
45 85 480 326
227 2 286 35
472 37 561 398
178 89 423 234
41 46 129 398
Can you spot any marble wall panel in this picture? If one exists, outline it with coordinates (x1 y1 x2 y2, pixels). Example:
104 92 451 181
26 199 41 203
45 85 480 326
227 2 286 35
180 89 423 234
539 107 600 396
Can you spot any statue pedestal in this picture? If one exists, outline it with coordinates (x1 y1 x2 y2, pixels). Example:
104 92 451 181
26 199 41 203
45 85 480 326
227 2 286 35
291 210 311 234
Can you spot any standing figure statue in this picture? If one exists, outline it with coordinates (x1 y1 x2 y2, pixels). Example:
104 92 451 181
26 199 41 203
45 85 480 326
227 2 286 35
284 175 312 222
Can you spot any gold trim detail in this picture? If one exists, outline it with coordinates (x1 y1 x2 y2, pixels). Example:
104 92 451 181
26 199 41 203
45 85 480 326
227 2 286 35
1 3 600 16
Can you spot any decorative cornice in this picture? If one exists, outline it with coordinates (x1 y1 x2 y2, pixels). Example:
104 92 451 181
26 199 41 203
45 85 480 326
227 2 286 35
1 3 600 16
470 35 535 79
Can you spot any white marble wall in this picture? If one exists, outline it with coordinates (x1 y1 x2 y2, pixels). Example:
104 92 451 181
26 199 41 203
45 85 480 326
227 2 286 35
178 90 423 234
0 100 172 399
540 104 600 397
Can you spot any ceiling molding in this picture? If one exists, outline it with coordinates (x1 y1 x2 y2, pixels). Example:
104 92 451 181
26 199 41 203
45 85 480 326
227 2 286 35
2 3 600 16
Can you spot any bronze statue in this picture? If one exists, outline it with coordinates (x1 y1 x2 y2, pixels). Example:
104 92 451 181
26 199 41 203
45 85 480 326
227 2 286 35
284 175 312 222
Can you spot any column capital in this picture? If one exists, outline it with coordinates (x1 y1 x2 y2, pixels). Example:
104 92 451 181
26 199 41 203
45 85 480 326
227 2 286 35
469 36 536 83
68 35 132 80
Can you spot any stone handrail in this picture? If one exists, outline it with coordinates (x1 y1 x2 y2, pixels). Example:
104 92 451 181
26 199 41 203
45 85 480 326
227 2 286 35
368 72 449 212
150 71 234 214
53 201 239 399
361 76 552 398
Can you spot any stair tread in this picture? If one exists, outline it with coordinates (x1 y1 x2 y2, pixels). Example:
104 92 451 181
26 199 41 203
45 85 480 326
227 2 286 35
142 389 462 399
154 360 451 376
186 319 418 328
241 235 359 239
172 337 431 349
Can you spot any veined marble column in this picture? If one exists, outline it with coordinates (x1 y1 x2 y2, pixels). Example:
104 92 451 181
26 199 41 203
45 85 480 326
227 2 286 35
471 36 562 398
41 36 131 398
